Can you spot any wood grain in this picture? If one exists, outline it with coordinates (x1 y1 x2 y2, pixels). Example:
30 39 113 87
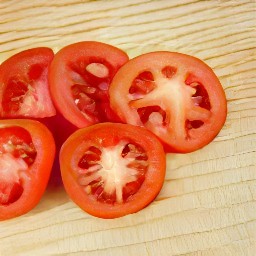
0 0 255 255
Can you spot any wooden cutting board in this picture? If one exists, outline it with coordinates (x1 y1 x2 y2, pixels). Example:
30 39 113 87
0 1 255 255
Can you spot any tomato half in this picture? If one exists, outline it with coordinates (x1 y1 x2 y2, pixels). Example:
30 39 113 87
0 47 56 118
49 41 129 128
109 52 227 153
60 123 166 218
0 119 55 220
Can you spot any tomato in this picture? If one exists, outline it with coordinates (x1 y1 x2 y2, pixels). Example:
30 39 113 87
0 47 56 118
109 52 227 153
0 119 55 220
49 41 129 128
60 123 166 218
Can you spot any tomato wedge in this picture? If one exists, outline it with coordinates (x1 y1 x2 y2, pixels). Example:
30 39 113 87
109 52 227 153
49 41 129 128
60 123 166 218
0 119 55 220
0 47 56 118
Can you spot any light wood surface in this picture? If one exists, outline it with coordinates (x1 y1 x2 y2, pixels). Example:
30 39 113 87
0 0 255 255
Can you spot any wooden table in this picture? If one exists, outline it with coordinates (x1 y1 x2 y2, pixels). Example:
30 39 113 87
0 1 255 255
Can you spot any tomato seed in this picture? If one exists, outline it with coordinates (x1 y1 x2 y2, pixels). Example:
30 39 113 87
162 66 177 78
86 63 109 78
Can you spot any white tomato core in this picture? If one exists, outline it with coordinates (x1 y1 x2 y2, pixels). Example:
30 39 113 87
77 141 148 204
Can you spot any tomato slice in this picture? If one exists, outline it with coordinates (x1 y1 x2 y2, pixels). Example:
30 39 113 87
0 47 56 118
60 123 166 218
0 119 55 220
49 41 129 128
109 52 227 153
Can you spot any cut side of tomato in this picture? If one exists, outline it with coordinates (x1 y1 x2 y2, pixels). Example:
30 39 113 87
77 142 148 204
60 123 166 218
0 47 56 118
0 126 37 166
0 126 37 206
49 41 129 128
0 153 28 205
0 119 55 221
109 51 227 153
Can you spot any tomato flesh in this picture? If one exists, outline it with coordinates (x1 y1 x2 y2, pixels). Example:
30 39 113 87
28 63 45 80
130 69 211 124
0 119 55 221
0 126 37 165
0 47 56 118
76 141 148 204
110 52 227 153
49 42 129 128
0 154 26 205
0 126 37 206
60 123 166 218
70 58 119 123
131 69 212 137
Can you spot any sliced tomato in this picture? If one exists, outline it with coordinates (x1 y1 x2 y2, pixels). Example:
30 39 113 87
49 41 129 128
0 119 55 220
60 123 166 218
109 52 227 153
0 47 56 118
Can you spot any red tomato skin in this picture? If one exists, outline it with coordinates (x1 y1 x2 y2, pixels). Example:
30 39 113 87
109 51 227 153
49 41 129 128
60 123 166 219
0 119 56 221
43 112 78 188
0 47 56 118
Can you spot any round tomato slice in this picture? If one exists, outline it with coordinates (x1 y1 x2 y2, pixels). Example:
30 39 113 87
60 123 166 218
49 41 129 128
0 47 56 118
0 119 55 221
109 52 227 153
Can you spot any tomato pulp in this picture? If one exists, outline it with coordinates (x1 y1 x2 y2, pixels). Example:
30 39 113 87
0 47 56 118
109 51 227 153
60 123 166 218
49 41 129 128
0 119 55 220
